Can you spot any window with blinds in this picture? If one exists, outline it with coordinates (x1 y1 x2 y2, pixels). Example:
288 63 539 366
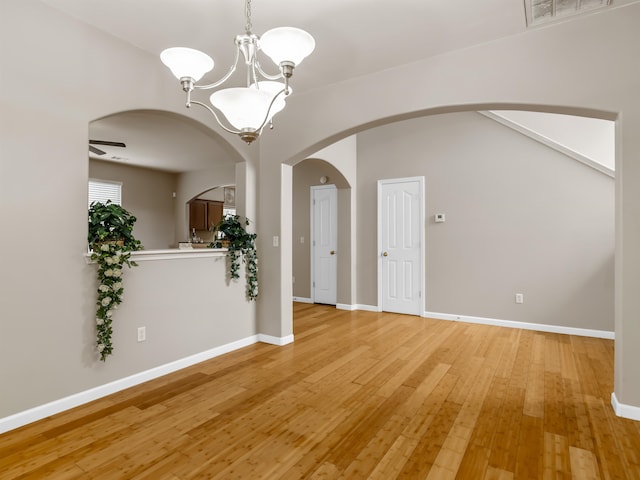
88 179 122 207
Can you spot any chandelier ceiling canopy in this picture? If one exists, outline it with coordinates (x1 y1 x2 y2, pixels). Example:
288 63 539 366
160 0 315 145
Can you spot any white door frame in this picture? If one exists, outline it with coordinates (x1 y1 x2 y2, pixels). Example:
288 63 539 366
377 176 425 315
310 184 338 304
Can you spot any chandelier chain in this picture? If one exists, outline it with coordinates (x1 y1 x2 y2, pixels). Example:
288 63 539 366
245 0 252 33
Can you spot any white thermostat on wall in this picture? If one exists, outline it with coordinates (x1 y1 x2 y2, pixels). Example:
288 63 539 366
435 213 446 223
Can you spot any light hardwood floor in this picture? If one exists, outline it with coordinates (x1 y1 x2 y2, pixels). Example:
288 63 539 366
1 303 639 479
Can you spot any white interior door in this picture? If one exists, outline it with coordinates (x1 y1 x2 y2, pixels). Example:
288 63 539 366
312 185 337 305
378 177 424 315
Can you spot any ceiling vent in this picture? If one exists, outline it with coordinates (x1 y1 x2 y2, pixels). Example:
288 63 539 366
524 0 612 26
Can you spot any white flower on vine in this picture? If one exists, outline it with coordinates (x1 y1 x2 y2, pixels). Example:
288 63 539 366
106 309 113 317
101 297 112 306
113 282 122 290
101 244 110 252
104 269 114 277
105 256 113 265
112 269 122 278
99 284 110 292
96 317 103 325
97 343 105 352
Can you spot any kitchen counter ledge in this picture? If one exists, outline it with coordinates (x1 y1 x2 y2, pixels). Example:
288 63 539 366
85 248 228 263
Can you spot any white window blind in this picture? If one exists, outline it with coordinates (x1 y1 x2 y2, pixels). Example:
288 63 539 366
88 179 122 207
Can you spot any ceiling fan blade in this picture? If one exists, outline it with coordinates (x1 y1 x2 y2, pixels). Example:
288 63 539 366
89 145 106 155
89 140 126 148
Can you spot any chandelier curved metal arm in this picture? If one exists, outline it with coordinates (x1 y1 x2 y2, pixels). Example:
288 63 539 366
254 60 285 82
160 0 314 144
192 49 241 91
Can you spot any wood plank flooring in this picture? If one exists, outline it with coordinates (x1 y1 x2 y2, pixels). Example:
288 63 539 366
1 303 639 479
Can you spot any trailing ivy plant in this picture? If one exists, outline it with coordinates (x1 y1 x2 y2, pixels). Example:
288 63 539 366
88 201 143 361
209 215 258 301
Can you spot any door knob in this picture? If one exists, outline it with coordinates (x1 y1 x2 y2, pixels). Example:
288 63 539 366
383 251 388 257
330 250 336 255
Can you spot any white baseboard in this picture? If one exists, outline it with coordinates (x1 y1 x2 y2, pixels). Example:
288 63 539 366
341 304 380 312
292 297 313 304
314 304 614 339
299 302 380 313
258 334 294 346
612 392 640 421
0 334 293 435
424 311 615 339
336 303 356 311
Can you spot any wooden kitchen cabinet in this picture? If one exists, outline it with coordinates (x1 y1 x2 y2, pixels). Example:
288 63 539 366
207 201 223 230
189 200 223 232
189 201 207 231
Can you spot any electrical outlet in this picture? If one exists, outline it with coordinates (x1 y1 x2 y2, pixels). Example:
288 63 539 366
515 293 524 304
292 276 296 284
137 326 146 342
273 236 279 247
300 236 305 244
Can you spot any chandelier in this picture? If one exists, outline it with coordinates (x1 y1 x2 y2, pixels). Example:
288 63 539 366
160 0 315 144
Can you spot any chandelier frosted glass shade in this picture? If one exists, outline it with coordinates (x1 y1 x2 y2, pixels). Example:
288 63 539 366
160 47 214 81
259 27 315 67
210 88 274 131
250 81 290 121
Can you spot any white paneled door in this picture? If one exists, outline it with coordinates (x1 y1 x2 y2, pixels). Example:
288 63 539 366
378 177 424 315
312 185 337 305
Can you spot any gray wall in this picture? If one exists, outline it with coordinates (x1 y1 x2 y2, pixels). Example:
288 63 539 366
357 112 614 331
89 159 178 249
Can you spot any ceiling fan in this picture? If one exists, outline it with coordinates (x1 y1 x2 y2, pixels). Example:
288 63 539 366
89 139 126 156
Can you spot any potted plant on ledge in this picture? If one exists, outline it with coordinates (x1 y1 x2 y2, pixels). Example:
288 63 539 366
88 201 143 361
209 215 258 301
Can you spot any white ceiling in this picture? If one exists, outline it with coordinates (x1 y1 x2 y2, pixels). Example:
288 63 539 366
41 0 527 94
43 0 635 171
